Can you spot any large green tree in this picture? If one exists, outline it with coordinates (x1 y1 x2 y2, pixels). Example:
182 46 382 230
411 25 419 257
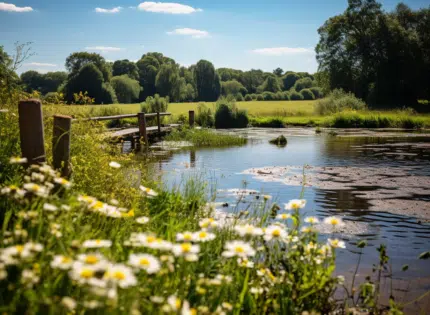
65 52 111 82
194 60 221 101
257 75 281 93
112 60 139 80
111 75 141 103
316 0 430 106
221 80 247 96
155 63 182 102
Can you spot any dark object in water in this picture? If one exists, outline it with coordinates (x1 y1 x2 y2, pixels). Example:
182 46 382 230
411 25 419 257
269 135 287 146
222 203 229 208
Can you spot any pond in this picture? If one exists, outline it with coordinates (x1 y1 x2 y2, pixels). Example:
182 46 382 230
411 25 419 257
150 128 430 310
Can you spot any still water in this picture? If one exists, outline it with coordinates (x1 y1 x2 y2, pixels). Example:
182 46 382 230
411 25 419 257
149 128 430 310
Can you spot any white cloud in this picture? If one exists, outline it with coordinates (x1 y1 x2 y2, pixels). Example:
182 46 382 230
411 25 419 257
95 6 122 14
85 46 122 53
0 2 33 12
138 2 202 14
252 47 313 56
25 62 57 67
167 28 209 39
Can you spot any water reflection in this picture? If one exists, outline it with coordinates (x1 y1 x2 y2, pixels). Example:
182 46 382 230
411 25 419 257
143 128 430 311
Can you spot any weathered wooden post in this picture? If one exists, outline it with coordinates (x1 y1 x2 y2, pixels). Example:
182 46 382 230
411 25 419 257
157 111 161 135
18 99 46 165
189 110 195 128
138 112 148 146
52 115 72 177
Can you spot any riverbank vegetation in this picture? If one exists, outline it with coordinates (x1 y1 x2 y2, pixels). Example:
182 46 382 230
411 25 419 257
165 128 247 147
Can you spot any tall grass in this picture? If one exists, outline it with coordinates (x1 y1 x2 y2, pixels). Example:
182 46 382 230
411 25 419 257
165 128 247 147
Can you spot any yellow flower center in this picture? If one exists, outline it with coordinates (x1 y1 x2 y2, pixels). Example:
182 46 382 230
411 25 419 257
235 246 244 253
245 227 254 233
198 231 207 239
139 258 150 266
292 203 299 208
272 229 281 237
61 257 72 263
146 188 151 193
175 299 181 309
330 219 338 225
80 269 94 279
181 243 192 252
95 240 101 244
183 234 193 241
113 271 126 280
85 255 99 264
146 236 156 243
15 245 24 253
92 201 104 210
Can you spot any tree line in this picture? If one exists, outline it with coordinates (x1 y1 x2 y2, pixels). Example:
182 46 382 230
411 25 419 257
16 52 322 105
1 0 428 107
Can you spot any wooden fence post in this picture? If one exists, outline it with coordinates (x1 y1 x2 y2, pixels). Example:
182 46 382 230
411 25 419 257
189 110 195 128
18 99 46 165
138 112 148 145
53 115 72 177
156 112 161 135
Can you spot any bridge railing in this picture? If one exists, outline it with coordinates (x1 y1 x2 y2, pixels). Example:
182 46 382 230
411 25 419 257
14 99 195 178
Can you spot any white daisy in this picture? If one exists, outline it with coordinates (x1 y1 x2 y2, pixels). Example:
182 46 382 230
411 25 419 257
172 243 200 257
304 216 319 224
222 240 256 258
234 224 264 237
54 177 72 189
82 239 112 249
69 262 97 285
51 255 74 270
61 297 77 310
109 161 121 169
136 216 150 224
128 253 161 274
323 216 345 227
43 203 58 212
264 225 288 241
139 185 158 197
276 213 292 220
176 231 195 242
9 157 27 164
284 199 306 210
199 218 218 229
328 238 346 249
193 230 216 242
104 264 137 288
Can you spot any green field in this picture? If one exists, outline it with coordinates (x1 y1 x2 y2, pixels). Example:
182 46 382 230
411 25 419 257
49 100 317 117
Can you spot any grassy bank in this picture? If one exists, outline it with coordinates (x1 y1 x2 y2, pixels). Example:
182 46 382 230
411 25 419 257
250 111 430 129
165 128 247 147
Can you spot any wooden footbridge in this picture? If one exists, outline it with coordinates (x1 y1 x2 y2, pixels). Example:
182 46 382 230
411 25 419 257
3 99 194 178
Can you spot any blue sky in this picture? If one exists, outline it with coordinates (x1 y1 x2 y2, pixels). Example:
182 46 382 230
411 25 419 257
1 0 428 74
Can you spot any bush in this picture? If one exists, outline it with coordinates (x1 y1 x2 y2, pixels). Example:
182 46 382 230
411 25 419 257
294 77 314 92
196 103 214 127
111 75 141 103
263 91 276 101
290 91 304 100
315 89 367 115
310 87 323 99
214 97 249 128
244 94 253 101
275 91 284 100
250 93 257 100
140 94 169 113
256 94 264 101
235 93 244 101
282 91 290 100
43 92 65 104
300 89 315 100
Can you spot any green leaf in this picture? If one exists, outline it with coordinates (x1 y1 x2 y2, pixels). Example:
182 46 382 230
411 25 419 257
418 251 430 260
401 264 408 271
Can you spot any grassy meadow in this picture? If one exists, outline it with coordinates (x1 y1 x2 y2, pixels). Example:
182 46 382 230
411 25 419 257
47 100 430 129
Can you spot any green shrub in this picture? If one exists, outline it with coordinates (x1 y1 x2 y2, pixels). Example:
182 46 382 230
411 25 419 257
300 89 315 100
275 91 284 100
111 75 141 104
140 94 169 113
263 91 276 101
196 103 214 127
294 77 314 92
315 89 367 115
290 91 304 100
310 87 323 99
250 93 257 100
244 94 253 101
214 97 249 128
235 93 244 101
43 92 65 104
282 91 290 100
256 94 264 101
